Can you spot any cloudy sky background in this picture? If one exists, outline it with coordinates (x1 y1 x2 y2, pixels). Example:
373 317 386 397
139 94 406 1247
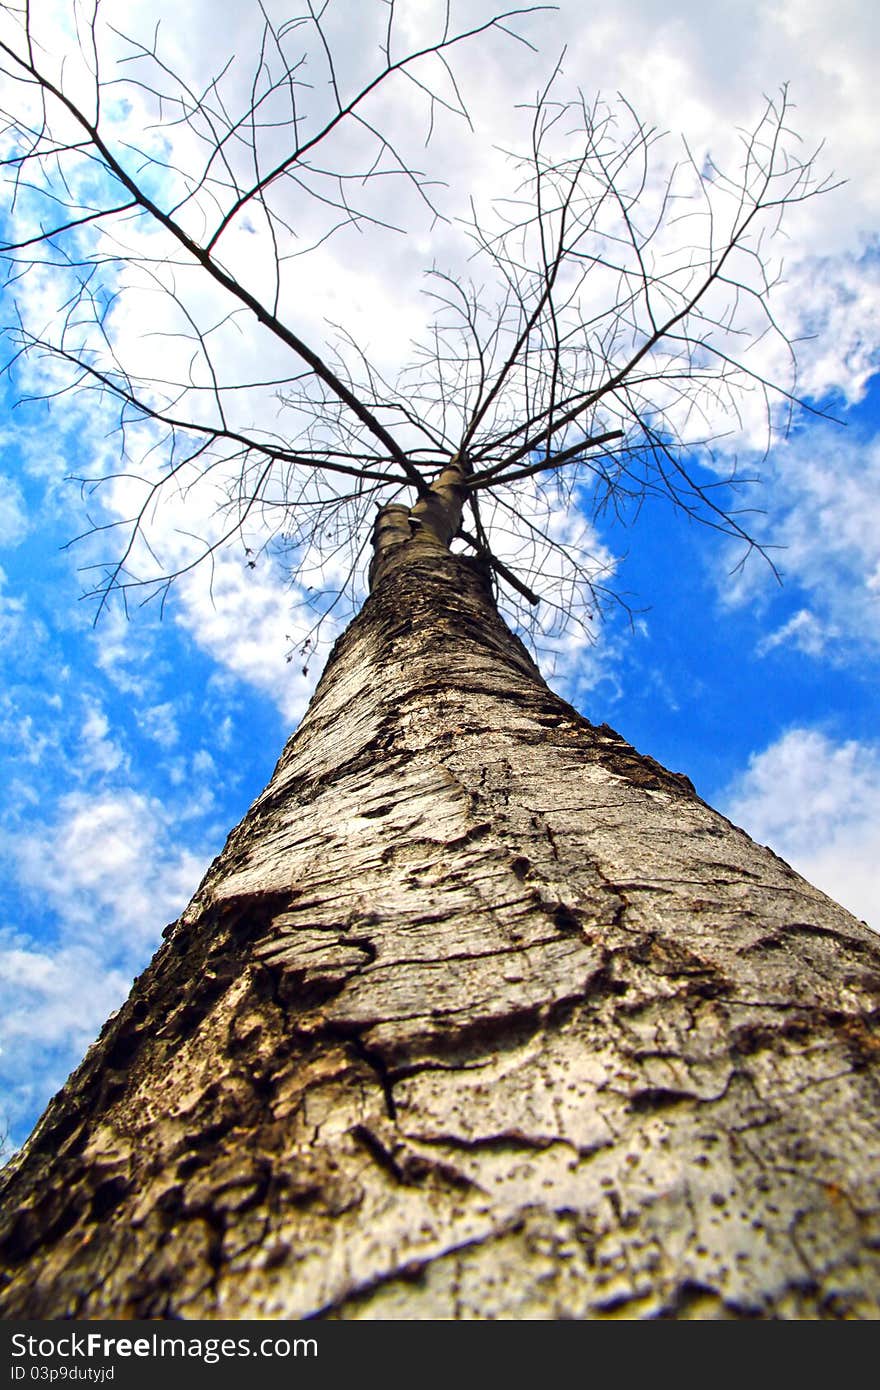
1 0 878 1151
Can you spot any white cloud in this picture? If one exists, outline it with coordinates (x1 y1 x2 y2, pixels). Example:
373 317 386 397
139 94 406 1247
192 748 216 776
79 700 127 777
755 608 837 659
0 474 28 546
0 941 130 1052
28 395 338 721
11 788 208 945
1 787 214 1143
782 252 880 406
543 4 880 444
723 426 880 658
173 550 332 724
0 710 52 768
722 728 880 930
0 936 132 1144
139 700 180 750
0 565 48 664
91 606 158 699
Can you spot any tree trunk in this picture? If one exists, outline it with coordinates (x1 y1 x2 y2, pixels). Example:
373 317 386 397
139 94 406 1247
2 533 879 1320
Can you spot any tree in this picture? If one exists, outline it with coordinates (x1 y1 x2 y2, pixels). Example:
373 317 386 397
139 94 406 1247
1 1 878 1319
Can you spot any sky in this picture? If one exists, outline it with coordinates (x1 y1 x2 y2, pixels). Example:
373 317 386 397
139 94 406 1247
0 0 878 1153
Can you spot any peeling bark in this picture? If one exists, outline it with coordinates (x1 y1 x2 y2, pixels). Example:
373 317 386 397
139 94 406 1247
2 539 879 1320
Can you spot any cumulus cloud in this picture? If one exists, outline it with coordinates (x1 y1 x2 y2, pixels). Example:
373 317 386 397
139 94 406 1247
174 550 330 724
723 426 880 658
722 728 880 930
1 787 214 1145
11 788 208 943
539 2 880 444
0 942 129 1052
783 251 880 406
0 938 132 1140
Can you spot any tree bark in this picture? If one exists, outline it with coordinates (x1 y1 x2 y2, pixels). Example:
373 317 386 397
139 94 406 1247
2 537 879 1320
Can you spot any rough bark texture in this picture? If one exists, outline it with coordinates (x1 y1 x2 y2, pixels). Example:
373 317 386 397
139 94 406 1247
2 542 880 1319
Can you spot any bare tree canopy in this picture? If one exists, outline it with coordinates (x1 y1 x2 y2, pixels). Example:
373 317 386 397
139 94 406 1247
0 0 836 654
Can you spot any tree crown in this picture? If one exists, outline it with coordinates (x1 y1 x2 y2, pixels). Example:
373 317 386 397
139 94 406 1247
0 0 835 657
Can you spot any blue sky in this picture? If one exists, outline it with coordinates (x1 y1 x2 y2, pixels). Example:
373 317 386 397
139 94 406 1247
1 0 879 1152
